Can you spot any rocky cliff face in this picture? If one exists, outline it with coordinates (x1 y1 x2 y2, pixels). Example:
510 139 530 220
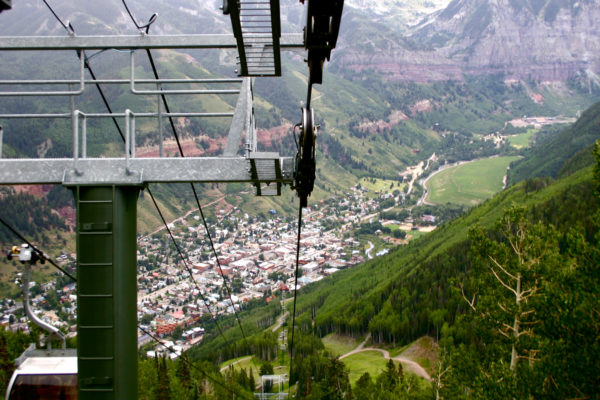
2 0 598 85
333 0 600 83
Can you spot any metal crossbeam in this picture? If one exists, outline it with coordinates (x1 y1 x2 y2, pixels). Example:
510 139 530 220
0 157 293 185
0 34 303 51
224 78 252 156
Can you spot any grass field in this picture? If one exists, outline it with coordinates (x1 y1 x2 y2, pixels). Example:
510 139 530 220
425 156 520 206
358 177 405 198
507 129 537 149
341 351 398 385
220 353 291 386
406 230 430 242
220 356 271 382
322 334 359 357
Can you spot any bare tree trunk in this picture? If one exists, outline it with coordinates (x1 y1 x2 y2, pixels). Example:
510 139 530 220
510 274 521 370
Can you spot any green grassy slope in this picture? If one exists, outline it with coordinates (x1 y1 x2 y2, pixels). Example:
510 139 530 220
192 151 597 363
190 103 600 359
507 101 600 184
286 165 596 343
426 156 519 205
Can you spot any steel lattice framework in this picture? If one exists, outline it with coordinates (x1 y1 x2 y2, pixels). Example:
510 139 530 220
0 3 303 399
0 0 344 398
0 34 303 189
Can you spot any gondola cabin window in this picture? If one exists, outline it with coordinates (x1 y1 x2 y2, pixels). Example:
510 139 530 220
6 357 77 400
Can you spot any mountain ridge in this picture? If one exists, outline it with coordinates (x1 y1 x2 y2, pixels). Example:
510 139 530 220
333 0 600 84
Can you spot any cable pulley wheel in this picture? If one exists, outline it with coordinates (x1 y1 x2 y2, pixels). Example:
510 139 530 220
294 106 317 208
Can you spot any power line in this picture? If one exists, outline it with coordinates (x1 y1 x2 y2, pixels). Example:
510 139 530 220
192 183 249 346
146 186 230 346
82 58 126 143
0 216 76 281
138 325 255 400
41 0 73 34
42 0 126 143
0 214 245 398
287 205 303 395
121 0 249 349
287 57 319 397
39 2 235 352
120 0 157 33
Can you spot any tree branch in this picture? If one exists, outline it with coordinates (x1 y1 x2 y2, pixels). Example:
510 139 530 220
490 267 518 297
489 255 518 281
461 286 478 311
520 287 538 301
516 328 533 338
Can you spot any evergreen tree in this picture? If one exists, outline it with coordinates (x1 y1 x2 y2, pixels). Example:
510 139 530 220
354 372 376 400
138 359 158 400
0 334 12 393
156 356 171 400
238 367 249 391
377 359 399 393
259 361 274 392
321 357 352 399
397 362 404 384
249 369 256 392
176 358 191 390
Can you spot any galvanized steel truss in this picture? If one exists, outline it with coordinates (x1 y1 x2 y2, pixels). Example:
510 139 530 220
0 33 303 189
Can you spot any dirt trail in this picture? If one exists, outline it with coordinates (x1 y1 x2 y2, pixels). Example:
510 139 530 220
339 334 432 381
272 311 289 332
356 333 370 351
220 356 252 373
140 195 226 239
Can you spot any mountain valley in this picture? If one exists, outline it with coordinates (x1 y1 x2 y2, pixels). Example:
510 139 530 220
0 0 599 398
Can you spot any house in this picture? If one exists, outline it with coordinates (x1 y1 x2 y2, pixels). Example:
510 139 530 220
301 262 320 273
422 214 436 223
192 263 211 273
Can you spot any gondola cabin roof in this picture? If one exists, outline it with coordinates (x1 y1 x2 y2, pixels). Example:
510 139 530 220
14 356 77 375
6 355 78 400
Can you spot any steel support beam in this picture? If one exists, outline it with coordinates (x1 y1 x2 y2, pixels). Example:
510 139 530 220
224 78 251 156
76 186 139 400
0 157 294 185
0 34 303 51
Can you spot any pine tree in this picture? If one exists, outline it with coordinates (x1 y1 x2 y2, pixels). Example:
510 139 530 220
397 361 404 383
322 357 352 399
248 369 256 392
238 367 249 391
156 356 171 400
354 372 376 400
377 359 399 392
176 358 191 390
0 334 12 392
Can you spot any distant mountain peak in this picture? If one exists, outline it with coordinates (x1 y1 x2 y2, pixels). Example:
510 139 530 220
343 0 451 32
334 0 600 83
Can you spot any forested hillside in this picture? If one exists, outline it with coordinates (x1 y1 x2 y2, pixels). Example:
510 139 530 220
508 100 600 184
1 2 599 398
190 128 600 398
0 187 69 244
